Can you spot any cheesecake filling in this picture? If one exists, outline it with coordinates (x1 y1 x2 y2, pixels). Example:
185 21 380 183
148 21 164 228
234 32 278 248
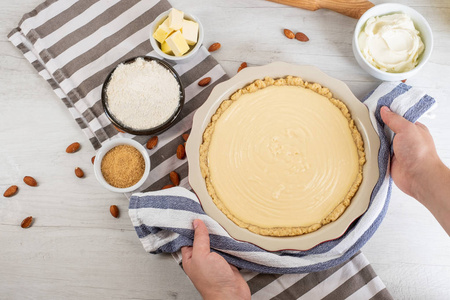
200 76 365 236
208 85 359 228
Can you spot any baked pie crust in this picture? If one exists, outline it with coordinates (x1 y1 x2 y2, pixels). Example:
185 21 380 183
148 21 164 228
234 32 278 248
200 76 365 237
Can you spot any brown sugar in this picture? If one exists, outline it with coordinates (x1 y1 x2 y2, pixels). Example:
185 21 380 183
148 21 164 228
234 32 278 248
101 145 145 188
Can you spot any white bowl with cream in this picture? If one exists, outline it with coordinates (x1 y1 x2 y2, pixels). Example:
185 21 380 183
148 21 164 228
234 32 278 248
149 9 204 63
352 3 433 81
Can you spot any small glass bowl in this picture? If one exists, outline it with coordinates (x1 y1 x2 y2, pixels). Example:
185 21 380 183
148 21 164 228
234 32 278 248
101 56 185 135
94 138 150 193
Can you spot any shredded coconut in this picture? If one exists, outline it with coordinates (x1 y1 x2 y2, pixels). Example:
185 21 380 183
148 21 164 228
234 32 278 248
106 58 180 130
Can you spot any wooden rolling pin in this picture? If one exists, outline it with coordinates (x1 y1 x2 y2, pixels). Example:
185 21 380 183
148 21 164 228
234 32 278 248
267 0 374 19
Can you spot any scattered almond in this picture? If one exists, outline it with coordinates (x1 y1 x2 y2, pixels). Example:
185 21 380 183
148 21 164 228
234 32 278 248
208 42 221 52
146 136 158 149
401 79 407 83
75 167 84 178
284 29 295 39
170 171 180 186
23 176 37 187
176 144 186 159
238 62 247 73
198 77 211 87
295 32 309 42
182 133 189 142
3 185 18 197
91 156 95 164
110 205 119 218
66 142 80 153
21 216 33 229
162 184 175 190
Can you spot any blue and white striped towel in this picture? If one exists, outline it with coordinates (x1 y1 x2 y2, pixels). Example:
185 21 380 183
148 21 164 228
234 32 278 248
129 82 436 274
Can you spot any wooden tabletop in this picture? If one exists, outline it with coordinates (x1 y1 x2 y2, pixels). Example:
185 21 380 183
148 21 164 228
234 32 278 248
1 0 449 299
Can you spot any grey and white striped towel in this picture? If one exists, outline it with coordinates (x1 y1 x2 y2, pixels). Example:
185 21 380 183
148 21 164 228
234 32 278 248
8 0 434 298
8 0 228 193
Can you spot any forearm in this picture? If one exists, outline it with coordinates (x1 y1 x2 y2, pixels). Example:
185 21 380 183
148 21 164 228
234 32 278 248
415 161 450 235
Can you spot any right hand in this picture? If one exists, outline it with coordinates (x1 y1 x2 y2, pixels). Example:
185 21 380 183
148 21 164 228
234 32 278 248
380 106 450 235
380 106 442 200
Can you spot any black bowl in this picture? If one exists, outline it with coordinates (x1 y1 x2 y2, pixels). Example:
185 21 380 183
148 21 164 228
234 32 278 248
101 56 185 135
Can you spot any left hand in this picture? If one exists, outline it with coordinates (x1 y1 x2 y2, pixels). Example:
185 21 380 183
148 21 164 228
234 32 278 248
181 219 251 300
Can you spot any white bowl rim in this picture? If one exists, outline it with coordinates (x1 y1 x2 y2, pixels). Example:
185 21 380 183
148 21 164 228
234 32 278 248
186 61 381 251
94 138 151 193
353 3 433 79
149 9 204 61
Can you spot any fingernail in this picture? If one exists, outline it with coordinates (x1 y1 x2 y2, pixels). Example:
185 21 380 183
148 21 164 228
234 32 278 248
193 219 199 229
382 106 391 112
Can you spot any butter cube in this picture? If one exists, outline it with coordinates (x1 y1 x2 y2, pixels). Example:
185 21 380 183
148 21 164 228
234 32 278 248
181 20 198 46
153 18 173 44
161 41 172 54
165 30 189 56
168 8 184 30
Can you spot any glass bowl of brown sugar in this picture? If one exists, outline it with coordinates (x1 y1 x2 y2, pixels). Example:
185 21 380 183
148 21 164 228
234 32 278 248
94 138 150 193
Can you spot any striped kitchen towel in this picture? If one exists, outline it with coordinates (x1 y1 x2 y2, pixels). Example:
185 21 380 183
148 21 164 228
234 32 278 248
8 0 228 194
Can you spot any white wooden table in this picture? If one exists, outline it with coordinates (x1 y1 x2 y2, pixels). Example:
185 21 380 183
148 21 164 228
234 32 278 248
1 0 449 299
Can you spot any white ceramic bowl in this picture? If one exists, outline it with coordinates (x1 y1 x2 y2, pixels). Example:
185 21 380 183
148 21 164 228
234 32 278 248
186 62 381 251
352 3 433 81
94 138 150 193
149 9 204 63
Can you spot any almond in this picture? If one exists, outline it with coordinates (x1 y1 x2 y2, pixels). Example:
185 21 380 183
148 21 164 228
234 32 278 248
66 142 80 153
75 167 84 178
208 42 221 52
3 185 18 197
401 79 407 83
182 133 189 142
295 32 309 42
21 216 33 229
238 62 247 73
176 144 186 159
146 136 158 149
110 205 119 218
23 176 37 187
170 171 180 186
91 156 95 164
284 29 295 39
198 77 211 87
162 184 175 190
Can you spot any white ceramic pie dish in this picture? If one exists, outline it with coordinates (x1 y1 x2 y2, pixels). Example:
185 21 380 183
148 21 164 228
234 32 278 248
186 62 380 251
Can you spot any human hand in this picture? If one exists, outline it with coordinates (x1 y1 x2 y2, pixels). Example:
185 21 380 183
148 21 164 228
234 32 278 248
380 106 442 200
380 106 450 235
181 219 251 300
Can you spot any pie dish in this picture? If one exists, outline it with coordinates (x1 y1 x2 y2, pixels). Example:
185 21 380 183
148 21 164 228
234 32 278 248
187 62 380 251
199 76 365 237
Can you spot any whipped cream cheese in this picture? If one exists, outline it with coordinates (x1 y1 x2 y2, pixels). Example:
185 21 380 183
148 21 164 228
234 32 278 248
358 13 425 73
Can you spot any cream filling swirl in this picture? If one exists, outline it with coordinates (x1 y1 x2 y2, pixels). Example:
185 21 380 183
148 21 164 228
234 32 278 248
207 86 359 228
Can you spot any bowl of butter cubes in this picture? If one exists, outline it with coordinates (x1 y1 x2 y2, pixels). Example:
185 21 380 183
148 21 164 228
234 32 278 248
150 8 204 62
